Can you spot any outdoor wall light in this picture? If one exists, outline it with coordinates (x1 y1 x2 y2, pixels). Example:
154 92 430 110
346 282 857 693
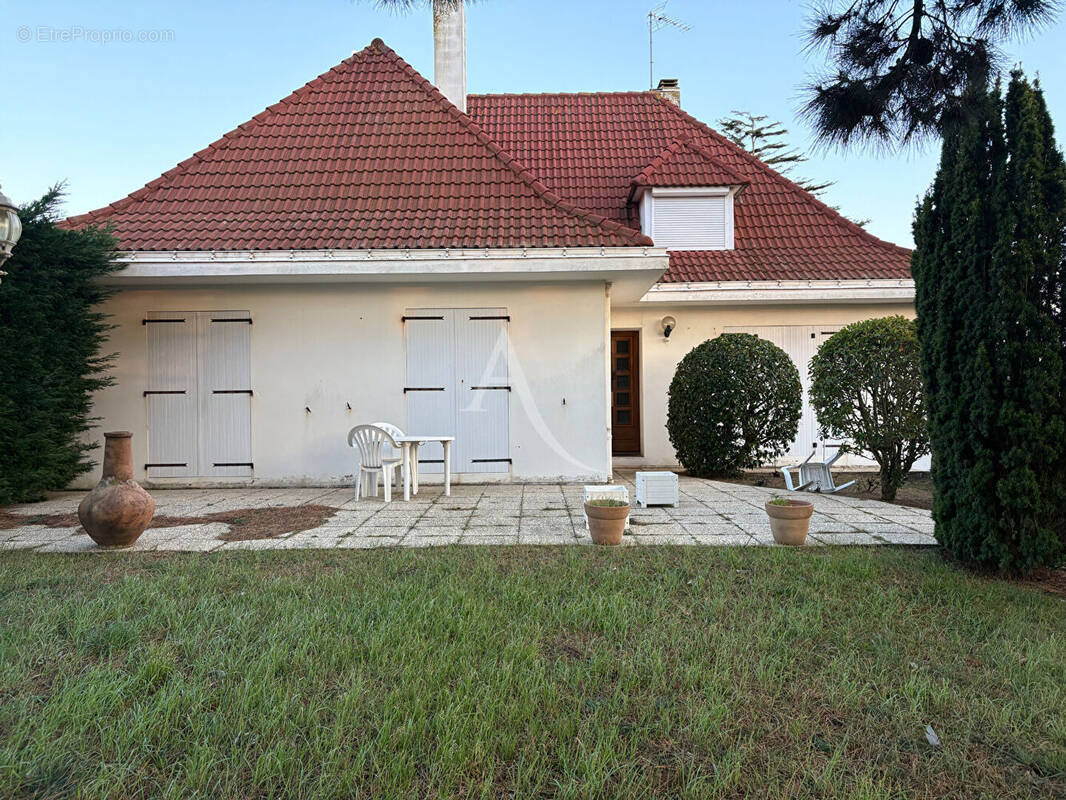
0 183 22 283
661 315 676 339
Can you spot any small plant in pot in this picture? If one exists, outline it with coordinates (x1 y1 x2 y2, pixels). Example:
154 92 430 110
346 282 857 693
764 494 813 546
584 498 629 546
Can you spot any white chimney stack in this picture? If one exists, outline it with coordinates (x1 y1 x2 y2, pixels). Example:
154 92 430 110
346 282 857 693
433 0 467 113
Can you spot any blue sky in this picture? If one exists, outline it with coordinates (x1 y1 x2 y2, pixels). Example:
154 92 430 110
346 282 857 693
4 0 1065 247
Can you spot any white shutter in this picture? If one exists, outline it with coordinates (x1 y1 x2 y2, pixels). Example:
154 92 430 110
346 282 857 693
405 310 456 474
456 309 510 473
652 194 728 250
200 312 253 478
145 312 198 478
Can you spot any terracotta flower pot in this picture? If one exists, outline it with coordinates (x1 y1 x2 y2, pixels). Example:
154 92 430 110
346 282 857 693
764 498 813 546
584 502 629 546
78 432 155 548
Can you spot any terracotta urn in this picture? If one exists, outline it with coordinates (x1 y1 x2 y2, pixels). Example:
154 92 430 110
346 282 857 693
78 432 155 548
764 498 814 546
584 502 629 546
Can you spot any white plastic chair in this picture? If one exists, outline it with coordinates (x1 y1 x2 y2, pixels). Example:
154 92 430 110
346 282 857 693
372 421 406 468
347 425 404 502
372 421 411 487
780 445 857 494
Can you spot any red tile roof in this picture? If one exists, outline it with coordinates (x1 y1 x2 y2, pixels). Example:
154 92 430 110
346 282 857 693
467 92 912 282
65 40 650 251
629 137 748 201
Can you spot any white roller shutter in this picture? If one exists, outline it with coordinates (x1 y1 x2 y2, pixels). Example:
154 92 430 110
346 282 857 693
652 194 727 249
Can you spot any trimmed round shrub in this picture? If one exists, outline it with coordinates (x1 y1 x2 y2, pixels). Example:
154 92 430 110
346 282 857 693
809 316 929 501
667 334 802 477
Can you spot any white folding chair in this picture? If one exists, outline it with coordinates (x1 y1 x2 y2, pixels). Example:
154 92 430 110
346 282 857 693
347 424 404 502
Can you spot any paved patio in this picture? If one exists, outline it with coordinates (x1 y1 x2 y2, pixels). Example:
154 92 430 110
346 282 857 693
0 473 935 553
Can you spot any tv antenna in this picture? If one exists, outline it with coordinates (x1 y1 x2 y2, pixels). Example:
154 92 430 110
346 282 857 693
648 2 691 90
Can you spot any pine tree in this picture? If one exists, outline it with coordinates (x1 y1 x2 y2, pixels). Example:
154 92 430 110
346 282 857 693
0 186 122 504
802 0 1059 147
717 111 832 195
913 73 1066 572
718 110 870 226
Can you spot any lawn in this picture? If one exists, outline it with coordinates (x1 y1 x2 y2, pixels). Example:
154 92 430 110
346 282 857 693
0 547 1063 799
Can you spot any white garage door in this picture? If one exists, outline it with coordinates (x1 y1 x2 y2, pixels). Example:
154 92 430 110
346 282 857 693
723 325 930 470
145 311 252 478
723 326 837 464
404 308 510 474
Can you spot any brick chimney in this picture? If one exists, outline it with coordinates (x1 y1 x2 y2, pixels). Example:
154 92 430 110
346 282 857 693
656 78 680 107
433 0 466 113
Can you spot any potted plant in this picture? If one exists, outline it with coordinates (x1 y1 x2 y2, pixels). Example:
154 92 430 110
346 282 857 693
764 494 813 546
584 498 629 546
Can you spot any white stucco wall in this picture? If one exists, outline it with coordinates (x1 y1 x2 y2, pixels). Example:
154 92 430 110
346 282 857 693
76 281 611 488
611 301 917 469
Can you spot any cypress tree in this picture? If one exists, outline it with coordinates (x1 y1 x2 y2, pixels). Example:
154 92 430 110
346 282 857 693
913 74 1066 572
0 186 121 505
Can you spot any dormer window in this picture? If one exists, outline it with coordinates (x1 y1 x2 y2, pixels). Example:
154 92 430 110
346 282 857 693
640 187 736 250
628 137 747 252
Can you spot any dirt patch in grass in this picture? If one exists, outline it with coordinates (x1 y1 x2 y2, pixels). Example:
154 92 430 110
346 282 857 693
941 550 1066 598
150 505 340 541
1024 568 1066 596
0 511 81 530
1 505 340 541
719 471 934 509
542 631 597 663
1000 567 1066 598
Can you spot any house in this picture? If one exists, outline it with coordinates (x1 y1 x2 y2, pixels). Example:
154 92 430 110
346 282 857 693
65 4 914 488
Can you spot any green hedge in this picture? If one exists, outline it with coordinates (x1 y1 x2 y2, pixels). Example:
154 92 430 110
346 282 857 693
912 73 1066 572
667 334 801 477
0 187 121 505
809 316 929 501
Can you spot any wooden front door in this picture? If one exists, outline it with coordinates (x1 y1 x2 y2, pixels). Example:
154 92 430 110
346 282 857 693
611 330 641 456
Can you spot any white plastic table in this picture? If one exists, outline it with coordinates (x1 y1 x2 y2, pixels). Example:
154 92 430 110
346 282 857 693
394 435 454 501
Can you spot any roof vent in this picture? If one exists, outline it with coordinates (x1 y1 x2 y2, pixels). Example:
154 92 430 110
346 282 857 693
656 78 680 107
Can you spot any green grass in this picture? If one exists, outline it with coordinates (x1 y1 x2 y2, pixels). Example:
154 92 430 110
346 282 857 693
0 547 1063 799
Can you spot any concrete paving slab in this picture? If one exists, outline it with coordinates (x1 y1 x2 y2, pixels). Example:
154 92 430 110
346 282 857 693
2 472 939 552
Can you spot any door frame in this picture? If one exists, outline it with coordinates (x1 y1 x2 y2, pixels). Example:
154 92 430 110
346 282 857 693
610 328 642 457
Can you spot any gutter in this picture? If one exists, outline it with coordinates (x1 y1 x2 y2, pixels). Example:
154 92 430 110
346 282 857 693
102 247 670 304
639 279 915 305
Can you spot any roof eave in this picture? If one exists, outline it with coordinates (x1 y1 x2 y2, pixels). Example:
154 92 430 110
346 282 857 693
637 278 916 306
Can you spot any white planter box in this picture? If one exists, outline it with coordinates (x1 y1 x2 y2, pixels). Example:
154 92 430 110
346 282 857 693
635 471 679 508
